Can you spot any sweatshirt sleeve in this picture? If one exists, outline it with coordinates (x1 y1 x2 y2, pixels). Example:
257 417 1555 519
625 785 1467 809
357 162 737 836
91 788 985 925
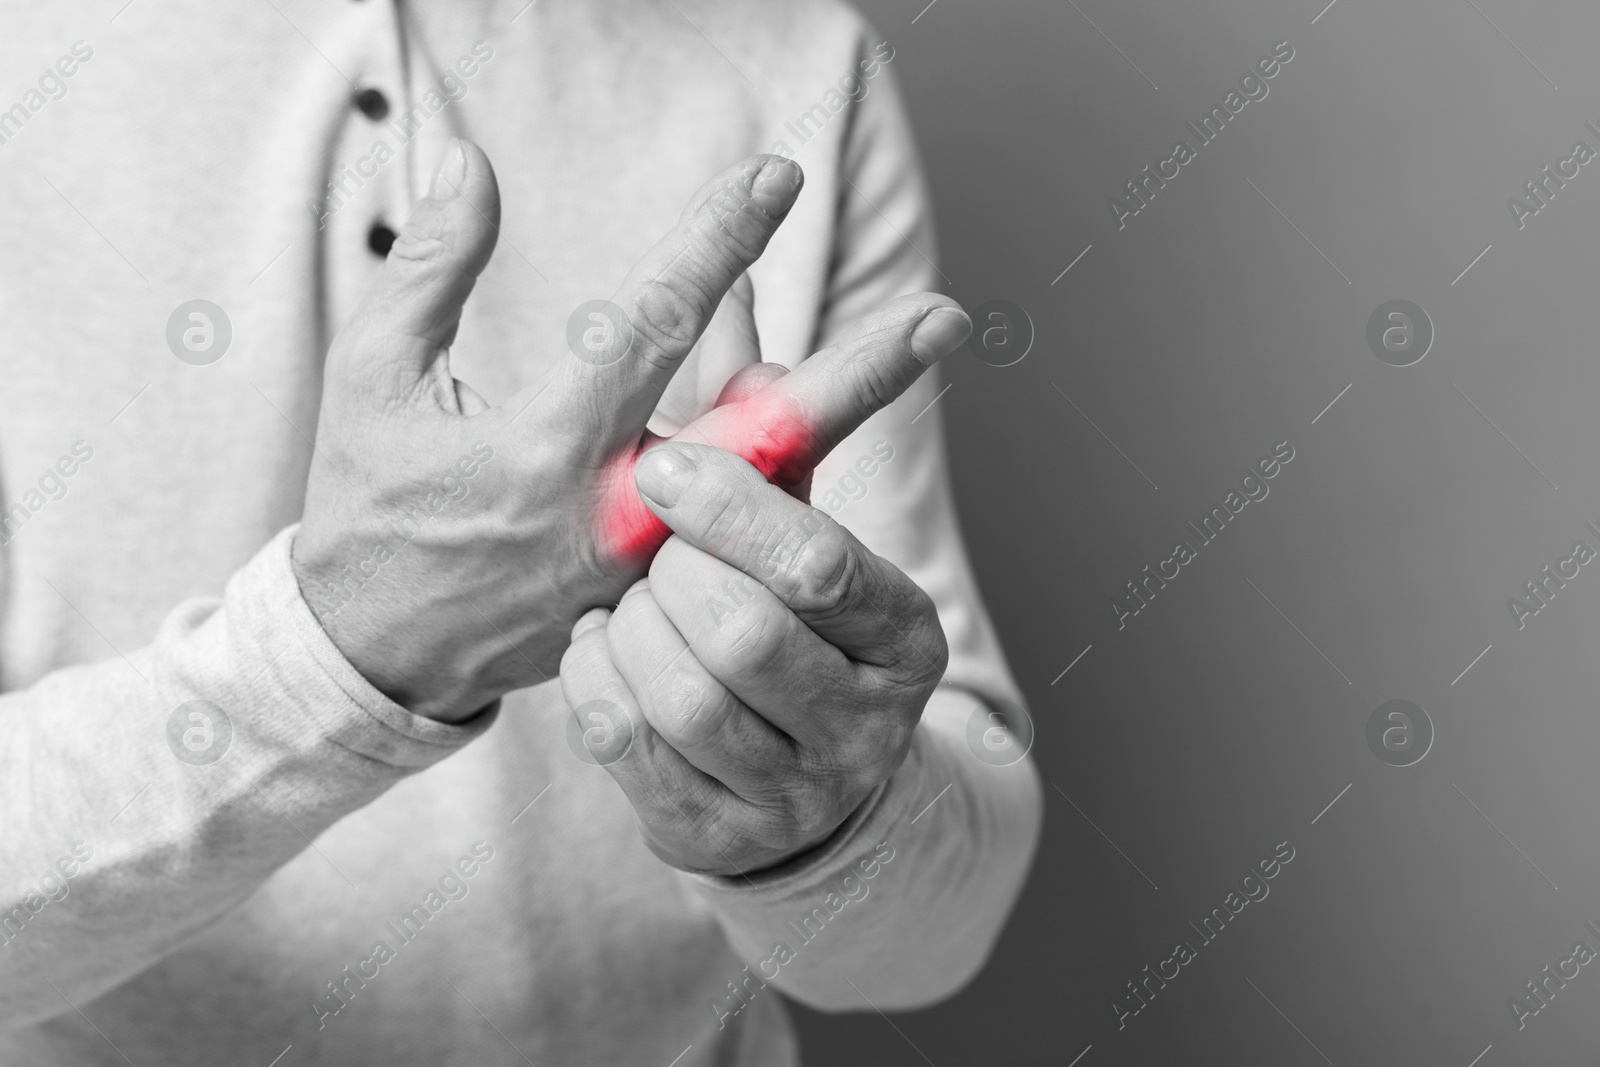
0 526 494 1028
681 22 1042 1012
686 687 1040 1014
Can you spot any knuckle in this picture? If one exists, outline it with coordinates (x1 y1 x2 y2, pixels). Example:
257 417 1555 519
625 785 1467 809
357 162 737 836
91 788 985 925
834 712 917 783
879 712 920 765
651 777 722 841
744 401 823 483
631 277 713 367
923 614 951 679
818 728 873 780
843 350 913 414
651 662 726 745
387 206 455 266
717 609 787 681
900 589 950 683
782 779 846 838
785 523 857 619
679 792 746 858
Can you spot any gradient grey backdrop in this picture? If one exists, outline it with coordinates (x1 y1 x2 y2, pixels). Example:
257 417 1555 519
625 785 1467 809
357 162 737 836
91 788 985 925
795 0 1600 1063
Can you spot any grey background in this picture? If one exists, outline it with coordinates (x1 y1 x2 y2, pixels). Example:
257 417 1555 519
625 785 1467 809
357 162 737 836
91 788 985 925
796 0 1600 1063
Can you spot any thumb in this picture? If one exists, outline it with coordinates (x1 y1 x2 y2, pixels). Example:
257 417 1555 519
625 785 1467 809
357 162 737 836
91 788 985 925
331 139 502 395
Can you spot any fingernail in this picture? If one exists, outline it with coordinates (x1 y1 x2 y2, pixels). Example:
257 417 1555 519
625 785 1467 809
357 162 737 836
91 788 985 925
750 157 803 218
430 139 466 200
635 446 697 509
909 307 973 366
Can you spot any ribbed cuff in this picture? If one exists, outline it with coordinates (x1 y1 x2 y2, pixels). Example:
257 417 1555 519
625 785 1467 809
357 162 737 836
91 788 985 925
234 525 499 768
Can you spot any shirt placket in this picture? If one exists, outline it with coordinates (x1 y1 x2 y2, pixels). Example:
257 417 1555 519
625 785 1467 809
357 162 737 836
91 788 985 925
319 0 414 330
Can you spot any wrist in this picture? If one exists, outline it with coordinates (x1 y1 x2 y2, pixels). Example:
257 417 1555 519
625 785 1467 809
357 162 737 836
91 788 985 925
290 531 489 723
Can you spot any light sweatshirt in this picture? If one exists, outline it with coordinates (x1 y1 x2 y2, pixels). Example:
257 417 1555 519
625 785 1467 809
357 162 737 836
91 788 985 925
0 1 1041 1063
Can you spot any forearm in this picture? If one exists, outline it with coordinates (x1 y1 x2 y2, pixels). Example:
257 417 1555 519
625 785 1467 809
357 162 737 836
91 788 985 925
0 527 491 1027
686 684 1041 1014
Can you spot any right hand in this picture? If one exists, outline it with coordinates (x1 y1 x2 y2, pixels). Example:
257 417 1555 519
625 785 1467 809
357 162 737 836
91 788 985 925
291 139 971 723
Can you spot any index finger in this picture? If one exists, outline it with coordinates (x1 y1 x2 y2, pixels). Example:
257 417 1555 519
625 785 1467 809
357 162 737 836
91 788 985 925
689 294 971 488
526 155 804 453
594 294 971 564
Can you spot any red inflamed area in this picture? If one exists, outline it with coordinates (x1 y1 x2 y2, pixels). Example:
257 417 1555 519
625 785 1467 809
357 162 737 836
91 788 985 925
599 387 819 564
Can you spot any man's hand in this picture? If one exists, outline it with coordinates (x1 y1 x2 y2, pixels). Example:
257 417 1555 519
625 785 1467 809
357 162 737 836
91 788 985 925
292 138 969 723
559 438 956 876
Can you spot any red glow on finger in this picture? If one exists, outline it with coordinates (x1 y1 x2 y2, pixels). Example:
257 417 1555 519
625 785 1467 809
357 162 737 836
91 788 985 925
597 474 673 565
598 390 818 564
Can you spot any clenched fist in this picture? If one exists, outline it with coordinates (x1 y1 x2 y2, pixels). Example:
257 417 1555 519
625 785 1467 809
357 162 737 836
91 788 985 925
560 435 958 876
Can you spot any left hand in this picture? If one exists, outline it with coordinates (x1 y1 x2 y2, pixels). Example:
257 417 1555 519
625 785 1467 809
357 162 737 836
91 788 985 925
559 441 950 876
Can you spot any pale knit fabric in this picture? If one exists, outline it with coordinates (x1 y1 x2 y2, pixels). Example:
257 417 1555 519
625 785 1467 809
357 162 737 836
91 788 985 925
0 1 1041 1063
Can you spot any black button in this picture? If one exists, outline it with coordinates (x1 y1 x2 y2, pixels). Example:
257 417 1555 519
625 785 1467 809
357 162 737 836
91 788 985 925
354 88 389 121
367 223 397 257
